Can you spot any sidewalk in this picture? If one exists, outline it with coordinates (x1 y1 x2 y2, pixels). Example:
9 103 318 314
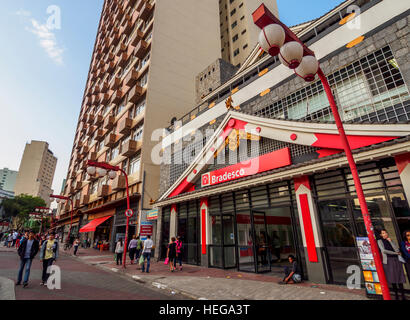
62 247 369 300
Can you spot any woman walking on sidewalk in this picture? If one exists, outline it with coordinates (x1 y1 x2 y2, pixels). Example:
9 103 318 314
39 232 59 286
175 236 183 271
167 237 177 272
73 238 80 256
128 235 138 264
115 238 124 266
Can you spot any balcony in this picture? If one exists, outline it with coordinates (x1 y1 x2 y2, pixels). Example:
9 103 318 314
112 175 126 191
116 42 127 56
88 151 98 162
128 85 144 103
140 1 154 20
76 140 84 150
87 125 96 136
124 69 139 87
106 60 116 73
130 29 144 47
100 92 110 104
121 140 141 157
70 171 76 179
74 199 81 209
121 20 133 35
94 114 103 126
118 117 133 135
97 184 110 197
75 181 83 191
80 195 90 206
94 129 105 141
103 116 115 130
110 76 122 90
111 89 123 104
118 52 129 68
80 145 89 155
81 160 88 170
104 51 115 63
91 94 100 105
87 114 95 124
98 81 109 93
121 13 131 27
104 133 117 148
109 33 120 48
134 40 148 59
68 186 75 195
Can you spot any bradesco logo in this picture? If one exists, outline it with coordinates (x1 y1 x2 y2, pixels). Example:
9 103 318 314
201 148 291 187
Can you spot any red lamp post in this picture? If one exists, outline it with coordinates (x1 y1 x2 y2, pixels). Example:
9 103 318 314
87 160 132 269
50 194 74 244
252 4 391 300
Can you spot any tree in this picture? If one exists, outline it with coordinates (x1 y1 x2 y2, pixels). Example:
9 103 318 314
2 194 47 230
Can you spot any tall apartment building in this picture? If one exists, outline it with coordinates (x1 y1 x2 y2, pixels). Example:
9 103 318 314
219 0 278 67
14 141 57 206
0 168 18 193
56 0 221 245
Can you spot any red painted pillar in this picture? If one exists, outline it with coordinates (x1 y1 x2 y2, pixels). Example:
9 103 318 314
200 198 209 255
394 152 410 206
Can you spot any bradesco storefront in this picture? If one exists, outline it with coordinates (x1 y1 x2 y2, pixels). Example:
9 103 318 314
157 113 410 285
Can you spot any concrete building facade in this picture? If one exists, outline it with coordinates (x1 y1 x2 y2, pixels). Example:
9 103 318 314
0 168 18 193
219 0 278 67
55 0 222 247
14 141 57 206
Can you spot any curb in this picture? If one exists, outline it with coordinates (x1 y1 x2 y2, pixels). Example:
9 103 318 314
0 276 16 300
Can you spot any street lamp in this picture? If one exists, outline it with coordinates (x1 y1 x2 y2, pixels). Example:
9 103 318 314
87 160 132 269
253 4 391 300
50 194 74 244
34 207 50 235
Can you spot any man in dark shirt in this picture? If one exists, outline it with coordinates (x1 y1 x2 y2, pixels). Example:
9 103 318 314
16 230 39 287
280 255 302 284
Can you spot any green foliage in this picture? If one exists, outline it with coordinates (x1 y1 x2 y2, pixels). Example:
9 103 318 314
2 194 47 230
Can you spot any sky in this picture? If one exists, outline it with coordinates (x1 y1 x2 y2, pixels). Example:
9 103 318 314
0 0 344 206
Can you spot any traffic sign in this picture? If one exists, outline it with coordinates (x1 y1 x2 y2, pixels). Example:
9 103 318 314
125 209 134 218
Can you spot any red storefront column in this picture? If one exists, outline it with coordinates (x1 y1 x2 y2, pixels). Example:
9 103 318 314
294 176 327 283
200 198 209 266
394 152 410 206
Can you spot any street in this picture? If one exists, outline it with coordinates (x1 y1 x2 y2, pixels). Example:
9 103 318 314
0 250 185 300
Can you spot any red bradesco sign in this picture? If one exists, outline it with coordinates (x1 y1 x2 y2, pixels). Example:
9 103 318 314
201 147 291 187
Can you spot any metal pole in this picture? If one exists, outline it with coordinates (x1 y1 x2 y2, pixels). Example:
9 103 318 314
317 67 391 300
67 199 74 246
121 169 130 269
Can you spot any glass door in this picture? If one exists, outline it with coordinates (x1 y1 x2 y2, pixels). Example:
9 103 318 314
252 211 271 273
236 211 255 272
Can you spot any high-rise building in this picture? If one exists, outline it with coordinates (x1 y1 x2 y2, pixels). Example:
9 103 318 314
0 168 18 193
56 0 221 244
219 0 278 67
14 141 57 206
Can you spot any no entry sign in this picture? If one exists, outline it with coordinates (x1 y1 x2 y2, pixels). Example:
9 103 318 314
125 209 134 218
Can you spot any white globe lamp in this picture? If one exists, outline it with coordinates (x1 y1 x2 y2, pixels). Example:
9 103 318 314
258 24 286 56
295 55 319 82
279 41 304 69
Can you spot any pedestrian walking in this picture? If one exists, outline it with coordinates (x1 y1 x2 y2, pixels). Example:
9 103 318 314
167 237 177 272
377 229 407 300
175 236 183 271
115 238 124 265
400 230 410 281
7 233 13 248
128 235 138 264
73 238 80 256
279 255 302 284
16 230 39 288
12 230 18 247
39 231 59 286
140 235 153 273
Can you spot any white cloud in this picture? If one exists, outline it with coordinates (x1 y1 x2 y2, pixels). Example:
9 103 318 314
27 19 64 65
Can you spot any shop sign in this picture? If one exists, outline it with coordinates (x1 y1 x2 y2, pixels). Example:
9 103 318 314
356 237 382 295
201 148 291 187
140 221 153 236
147 208 158 220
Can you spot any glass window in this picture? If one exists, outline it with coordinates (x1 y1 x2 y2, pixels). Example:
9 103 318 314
129 155 141 175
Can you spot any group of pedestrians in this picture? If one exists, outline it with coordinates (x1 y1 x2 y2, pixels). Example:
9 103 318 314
165 236 183 272
14 230 59 288
114 235 155 273
1 230 24 248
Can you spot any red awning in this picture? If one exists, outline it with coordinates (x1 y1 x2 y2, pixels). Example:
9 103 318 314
79 216 111 233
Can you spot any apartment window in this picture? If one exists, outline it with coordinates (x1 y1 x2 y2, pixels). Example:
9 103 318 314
141 53 150 68
239 3 243 8
140 73 148 87
233 49 240 57
230 0 235 3
133 100 145 118
232 34 238 42
240 15 245 21
134 125 144 141
241 29 247 35
117 103 125 115
129 155 141 175
243 44 248 50
231 21 237 29
230 9 236 16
